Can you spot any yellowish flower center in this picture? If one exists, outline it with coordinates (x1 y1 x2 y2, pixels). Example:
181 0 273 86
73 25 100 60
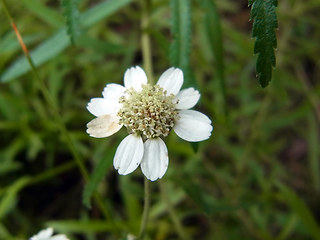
118 84 179 139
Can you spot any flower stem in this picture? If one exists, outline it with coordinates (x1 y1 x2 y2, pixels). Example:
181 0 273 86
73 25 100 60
138 0 153 239
1 0 113 225
159 181 191 240
139 177 151 239
141 0 154 84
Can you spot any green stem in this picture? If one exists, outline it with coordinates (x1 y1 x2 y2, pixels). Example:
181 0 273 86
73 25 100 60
1 0 112 224
138 177 151 239
159 181 191 240
138 1 153 238
1 0 11 21
141 0 154 84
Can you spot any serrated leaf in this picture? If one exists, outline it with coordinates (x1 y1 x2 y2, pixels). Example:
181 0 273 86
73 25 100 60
170 0 194 87
249 0 278 87
61 0 82 44
82 151 113 208
0 0 133 83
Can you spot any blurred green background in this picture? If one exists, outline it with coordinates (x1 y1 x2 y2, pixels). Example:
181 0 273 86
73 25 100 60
1 0 320 239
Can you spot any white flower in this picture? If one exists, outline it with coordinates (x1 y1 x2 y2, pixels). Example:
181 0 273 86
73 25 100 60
30 228 69 240
87 66 213 181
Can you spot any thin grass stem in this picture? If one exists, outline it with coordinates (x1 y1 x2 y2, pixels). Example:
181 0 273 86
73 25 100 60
138 178 151 239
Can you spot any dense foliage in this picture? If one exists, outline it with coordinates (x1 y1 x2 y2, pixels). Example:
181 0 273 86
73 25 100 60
0 0 319 239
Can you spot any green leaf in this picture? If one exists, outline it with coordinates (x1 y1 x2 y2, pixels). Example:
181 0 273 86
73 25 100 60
277 183 320 240
170 0 193 87
61 0 82 44
249 0 278 87
0 0 133 83
190 142 199 153
82 151 113 208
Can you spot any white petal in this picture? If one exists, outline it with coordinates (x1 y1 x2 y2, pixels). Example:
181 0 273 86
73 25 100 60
102 83 125 100
175 88 200 109
124 66 147 91
174 110 213 142
87 98 120 117
157 67 183 96
87 115 122 138
113 134 144 175
141 138 169 181
30 228 53 240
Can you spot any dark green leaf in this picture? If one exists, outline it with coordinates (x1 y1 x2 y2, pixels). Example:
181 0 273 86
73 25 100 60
190 142 199 153
249 0 278 87
61 0 82 44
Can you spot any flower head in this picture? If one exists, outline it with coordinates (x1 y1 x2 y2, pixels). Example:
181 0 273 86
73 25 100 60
30 228 69 240
87 66 213 181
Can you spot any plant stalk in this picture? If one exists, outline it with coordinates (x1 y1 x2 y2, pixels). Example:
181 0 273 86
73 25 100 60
138 0 153 238
138 177 151 239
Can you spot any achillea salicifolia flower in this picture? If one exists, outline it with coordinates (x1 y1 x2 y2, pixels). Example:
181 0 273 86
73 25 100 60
86 66 213 181
30 228 69 240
